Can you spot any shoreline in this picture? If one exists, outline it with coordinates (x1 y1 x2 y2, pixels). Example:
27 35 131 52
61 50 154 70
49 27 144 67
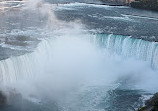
130 1 158 12
138 93 158 111
100 0 158 11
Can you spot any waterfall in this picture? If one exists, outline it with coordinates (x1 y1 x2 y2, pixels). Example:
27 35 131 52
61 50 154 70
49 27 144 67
0 33 158 95
94 34 158 69
0 38 54 86
0 33 158 85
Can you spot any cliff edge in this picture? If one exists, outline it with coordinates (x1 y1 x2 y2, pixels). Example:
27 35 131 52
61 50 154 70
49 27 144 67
138 93 158 111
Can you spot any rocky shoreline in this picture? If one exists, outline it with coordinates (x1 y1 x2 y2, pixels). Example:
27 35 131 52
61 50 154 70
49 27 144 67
130 0 158 11
0 92 6 107
138 93 158 111
100 0 158 11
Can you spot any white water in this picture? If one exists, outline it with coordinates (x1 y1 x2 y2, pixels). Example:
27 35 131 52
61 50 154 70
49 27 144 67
95 34 158 69
0 27 158 95
0 26 157 111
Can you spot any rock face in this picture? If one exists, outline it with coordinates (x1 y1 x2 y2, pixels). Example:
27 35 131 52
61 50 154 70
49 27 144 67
138 93 158 111
130 0 158 11
0 91 6 107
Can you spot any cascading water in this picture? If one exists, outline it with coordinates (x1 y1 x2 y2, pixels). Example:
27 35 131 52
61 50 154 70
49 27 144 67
2 32 158 88
94 34 158 69
0 29 158 111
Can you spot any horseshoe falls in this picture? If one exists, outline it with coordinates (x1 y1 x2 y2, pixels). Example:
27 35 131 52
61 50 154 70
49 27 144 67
2 34 158 84
0 32 158 111
0 0 158 111
95 34 158 69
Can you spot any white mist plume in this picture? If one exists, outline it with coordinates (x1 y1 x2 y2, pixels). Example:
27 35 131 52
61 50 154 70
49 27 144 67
23 0 63 30
1 25 158 99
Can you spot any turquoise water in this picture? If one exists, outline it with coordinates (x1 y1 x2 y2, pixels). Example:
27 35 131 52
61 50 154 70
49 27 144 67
95 34 158 69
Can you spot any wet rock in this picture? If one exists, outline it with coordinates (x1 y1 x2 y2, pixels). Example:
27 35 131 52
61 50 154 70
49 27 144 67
0 91 6 107
130 1 158 11
138 93 158 111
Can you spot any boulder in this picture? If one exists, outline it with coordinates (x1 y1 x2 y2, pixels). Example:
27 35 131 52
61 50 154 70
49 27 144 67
0 91 6 107
138 93 158 111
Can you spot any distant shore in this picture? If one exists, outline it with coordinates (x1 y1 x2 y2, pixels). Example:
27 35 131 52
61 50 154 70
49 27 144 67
85 2 123 6
130 1 158 11
100 0 129 6
100 0 158 11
